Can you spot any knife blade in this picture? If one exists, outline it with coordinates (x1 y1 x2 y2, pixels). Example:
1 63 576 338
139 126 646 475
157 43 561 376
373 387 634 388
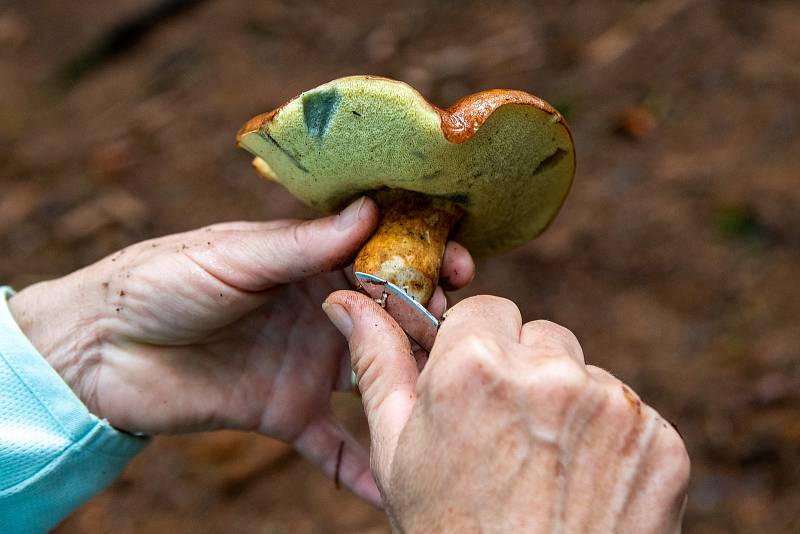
354 271 439 353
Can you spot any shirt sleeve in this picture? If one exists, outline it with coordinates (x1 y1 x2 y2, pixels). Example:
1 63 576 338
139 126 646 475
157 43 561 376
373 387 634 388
0 286 149 534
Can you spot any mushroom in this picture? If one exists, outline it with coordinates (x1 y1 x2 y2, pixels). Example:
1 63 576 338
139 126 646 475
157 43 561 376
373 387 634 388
237 75 575 306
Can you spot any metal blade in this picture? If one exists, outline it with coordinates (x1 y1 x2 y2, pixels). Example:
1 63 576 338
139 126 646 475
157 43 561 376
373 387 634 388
354 272 439 352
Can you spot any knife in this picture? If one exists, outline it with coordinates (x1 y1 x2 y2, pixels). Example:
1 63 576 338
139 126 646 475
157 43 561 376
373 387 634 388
354 271 439 353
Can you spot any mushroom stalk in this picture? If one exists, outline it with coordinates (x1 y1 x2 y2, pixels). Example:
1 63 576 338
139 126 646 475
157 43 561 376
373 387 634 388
354 189 462 305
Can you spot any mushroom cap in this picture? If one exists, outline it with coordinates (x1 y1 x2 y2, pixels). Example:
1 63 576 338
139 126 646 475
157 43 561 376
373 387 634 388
237 75 575 256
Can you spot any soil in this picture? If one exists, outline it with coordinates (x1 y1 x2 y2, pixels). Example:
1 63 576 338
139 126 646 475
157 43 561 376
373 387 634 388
1 1 799 532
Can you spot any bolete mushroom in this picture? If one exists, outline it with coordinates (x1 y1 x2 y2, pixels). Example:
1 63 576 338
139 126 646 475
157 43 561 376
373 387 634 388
237 75 574 308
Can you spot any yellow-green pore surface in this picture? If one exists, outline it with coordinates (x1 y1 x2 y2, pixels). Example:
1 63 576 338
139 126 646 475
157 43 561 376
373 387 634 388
239 76 574 255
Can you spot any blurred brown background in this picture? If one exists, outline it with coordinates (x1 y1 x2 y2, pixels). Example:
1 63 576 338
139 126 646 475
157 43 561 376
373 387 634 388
1 0 799 532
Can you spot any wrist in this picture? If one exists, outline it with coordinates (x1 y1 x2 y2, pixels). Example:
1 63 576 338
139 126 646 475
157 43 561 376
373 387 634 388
8 270 109 408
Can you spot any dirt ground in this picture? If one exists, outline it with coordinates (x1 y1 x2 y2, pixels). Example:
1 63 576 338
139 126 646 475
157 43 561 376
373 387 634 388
1 0 799 532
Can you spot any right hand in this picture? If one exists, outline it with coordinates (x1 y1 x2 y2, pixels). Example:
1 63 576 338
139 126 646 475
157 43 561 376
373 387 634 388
323 293 690 533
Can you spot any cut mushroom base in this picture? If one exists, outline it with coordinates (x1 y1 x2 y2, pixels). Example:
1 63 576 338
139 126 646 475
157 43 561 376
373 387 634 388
237 75 576 306
354 189 462 305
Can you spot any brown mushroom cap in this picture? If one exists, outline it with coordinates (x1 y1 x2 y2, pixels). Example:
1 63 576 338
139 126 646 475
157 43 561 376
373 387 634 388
237 75 575 256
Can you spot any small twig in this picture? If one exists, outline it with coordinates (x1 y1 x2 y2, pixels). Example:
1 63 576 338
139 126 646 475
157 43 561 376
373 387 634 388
334 440 345 490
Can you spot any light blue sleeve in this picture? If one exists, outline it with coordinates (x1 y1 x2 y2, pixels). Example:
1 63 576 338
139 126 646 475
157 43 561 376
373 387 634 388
0 286 149 533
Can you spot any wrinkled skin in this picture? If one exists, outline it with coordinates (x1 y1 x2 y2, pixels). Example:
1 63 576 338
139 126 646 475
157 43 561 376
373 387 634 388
325 291 691 532
8 197 475 506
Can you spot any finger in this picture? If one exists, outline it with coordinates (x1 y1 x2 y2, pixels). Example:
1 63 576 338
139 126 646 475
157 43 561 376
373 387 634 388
519 320 585 364
623 422 690 533
434 295 522 355
426 286 447 319
292 415 382 507
324 290 418 484
184 197 378 291
440 241 475 290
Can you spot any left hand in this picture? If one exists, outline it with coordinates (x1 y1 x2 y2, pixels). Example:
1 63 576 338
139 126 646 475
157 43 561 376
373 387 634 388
8 197 474 505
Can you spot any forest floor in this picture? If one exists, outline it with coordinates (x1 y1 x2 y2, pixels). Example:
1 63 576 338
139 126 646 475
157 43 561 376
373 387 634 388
1 1 799 532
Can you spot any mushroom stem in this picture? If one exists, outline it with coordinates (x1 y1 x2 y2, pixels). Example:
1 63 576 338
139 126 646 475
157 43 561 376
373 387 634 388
354 189 462 305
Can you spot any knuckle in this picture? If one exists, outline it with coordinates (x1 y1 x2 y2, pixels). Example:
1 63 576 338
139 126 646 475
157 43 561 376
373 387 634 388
526 357 589 405
289 221 309 250
447 295 520 320
460 332 506 360
526 320 580 346
474 294 517 309
523 320 583 361
461 335 506 371
429 334 506 390
585 364 620 384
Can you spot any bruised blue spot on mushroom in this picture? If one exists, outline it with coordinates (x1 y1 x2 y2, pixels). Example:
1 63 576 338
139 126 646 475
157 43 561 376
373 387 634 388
303 88 341 142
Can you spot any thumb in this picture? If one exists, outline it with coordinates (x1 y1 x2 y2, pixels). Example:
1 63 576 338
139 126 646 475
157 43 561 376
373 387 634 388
187 197 378 291
323 290 419 485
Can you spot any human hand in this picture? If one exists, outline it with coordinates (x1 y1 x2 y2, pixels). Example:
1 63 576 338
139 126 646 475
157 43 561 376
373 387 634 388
8 197 475 505
323 292 690 532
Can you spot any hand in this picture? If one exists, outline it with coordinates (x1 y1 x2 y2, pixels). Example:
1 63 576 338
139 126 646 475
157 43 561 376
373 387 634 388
8 197 475 506
323 292 690 532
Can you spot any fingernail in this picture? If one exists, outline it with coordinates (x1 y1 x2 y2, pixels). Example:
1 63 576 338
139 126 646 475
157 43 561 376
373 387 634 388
322 302 353 338
335 197 366 230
